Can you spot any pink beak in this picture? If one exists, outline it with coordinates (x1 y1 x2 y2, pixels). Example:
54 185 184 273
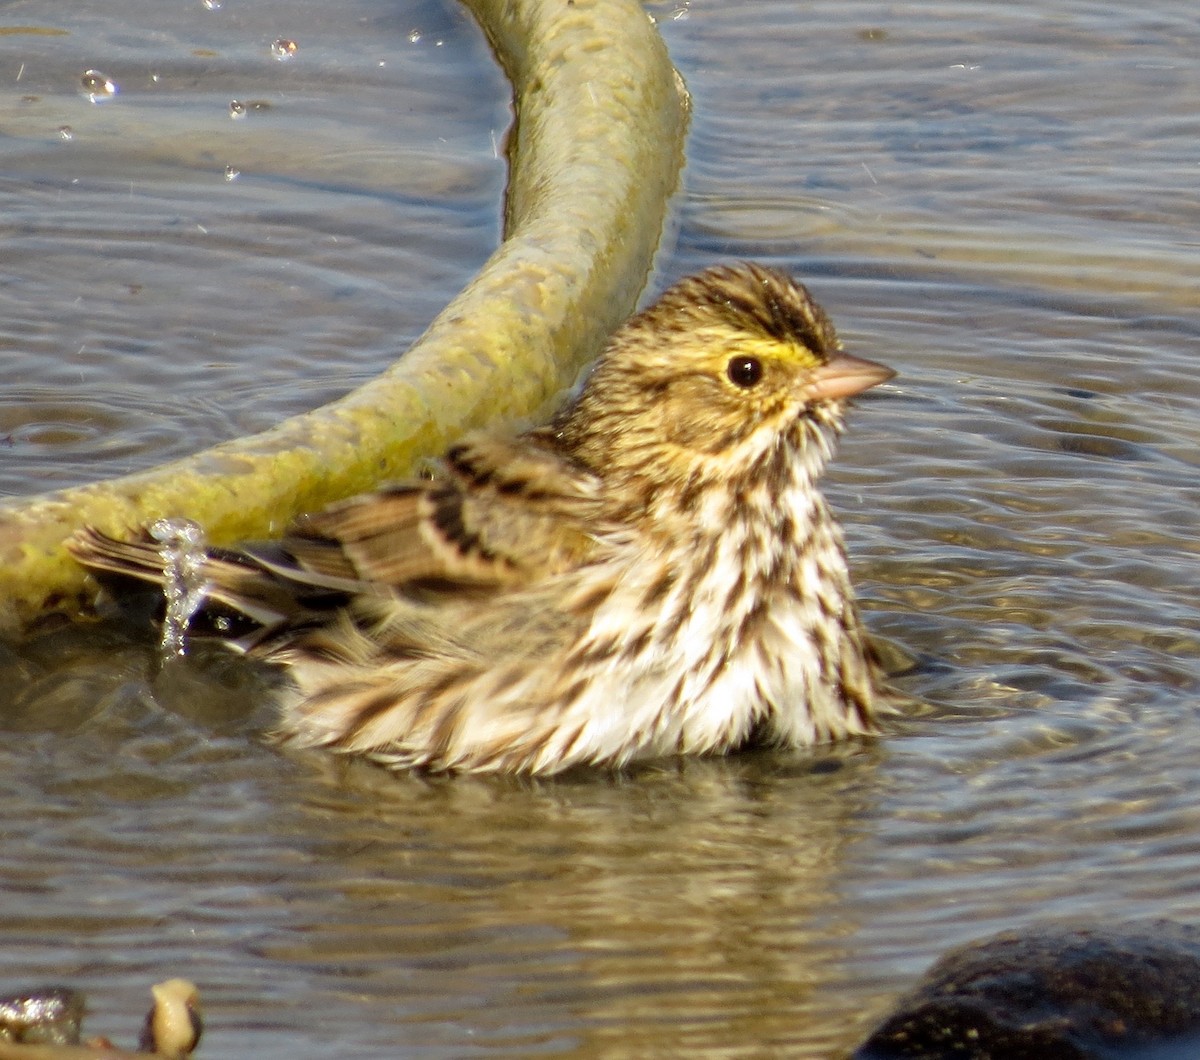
802 352 896 402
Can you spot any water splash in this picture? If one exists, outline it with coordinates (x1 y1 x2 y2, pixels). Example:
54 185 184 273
80 69 118 103
149 518 209 658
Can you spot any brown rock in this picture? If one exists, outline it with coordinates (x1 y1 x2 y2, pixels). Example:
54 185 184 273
856 921 1200 1059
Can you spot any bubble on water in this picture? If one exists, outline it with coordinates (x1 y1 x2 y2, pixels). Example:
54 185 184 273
57 125 73 140
149 518 210 658
80 69 118 103
406 29 441 47
270 38 298 61
223 165 240 181
229 99 271 120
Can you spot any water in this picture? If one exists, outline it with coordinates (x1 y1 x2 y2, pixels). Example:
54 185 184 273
0 0 507 494
79 70 119 103
0 0 1198 1056
148 518 209 658
270 39 299 63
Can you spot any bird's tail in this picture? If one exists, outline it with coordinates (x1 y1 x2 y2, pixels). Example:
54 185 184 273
68 526 355 639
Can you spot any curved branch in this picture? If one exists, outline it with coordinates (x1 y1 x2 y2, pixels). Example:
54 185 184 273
0 0 689 636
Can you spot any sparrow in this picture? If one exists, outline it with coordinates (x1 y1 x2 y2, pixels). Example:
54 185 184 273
70 262 895 775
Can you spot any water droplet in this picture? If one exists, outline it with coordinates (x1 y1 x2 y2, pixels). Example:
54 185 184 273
57 125 73 140
149 518 210 658
270 37 298 60
408 29 421 43
229 99 270 119
202 0 222 10
223 165 240 181
80 69 118 103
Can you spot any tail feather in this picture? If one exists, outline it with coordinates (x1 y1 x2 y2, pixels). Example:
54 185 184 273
68 526 353 632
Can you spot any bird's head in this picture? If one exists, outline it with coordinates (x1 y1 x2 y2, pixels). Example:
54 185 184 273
558 262 894 486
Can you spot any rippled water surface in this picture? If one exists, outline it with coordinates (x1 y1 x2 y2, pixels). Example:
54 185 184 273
1 0 1198 1056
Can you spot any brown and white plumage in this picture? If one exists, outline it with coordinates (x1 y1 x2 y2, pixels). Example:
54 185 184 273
71 263 895 775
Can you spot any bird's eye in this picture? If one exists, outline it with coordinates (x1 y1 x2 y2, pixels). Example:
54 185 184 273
726 355 763 389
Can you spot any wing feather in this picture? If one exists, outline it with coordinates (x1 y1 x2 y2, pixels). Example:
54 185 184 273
69 427 604 633
287 430 602 592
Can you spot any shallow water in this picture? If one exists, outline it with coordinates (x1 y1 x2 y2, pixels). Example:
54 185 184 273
1 0 1198 1056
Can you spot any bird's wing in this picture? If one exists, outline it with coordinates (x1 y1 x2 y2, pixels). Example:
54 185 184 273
70 428 604 628
278 429 603 593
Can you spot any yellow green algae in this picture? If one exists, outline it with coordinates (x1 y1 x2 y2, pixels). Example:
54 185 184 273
0 0 689 636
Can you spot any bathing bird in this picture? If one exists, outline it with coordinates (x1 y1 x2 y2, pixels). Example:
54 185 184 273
71 262 895 775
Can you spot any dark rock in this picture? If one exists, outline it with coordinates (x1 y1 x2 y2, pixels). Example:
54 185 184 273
855 921 1200 1059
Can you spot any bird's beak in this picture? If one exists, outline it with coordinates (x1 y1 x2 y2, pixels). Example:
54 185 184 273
802 352 896 402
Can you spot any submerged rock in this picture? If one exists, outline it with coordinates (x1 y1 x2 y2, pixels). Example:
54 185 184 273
0 986 84 1044
856 921 1200 1059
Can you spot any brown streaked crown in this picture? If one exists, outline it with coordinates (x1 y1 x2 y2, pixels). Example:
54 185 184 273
553 263 852 470
629 261 840 363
